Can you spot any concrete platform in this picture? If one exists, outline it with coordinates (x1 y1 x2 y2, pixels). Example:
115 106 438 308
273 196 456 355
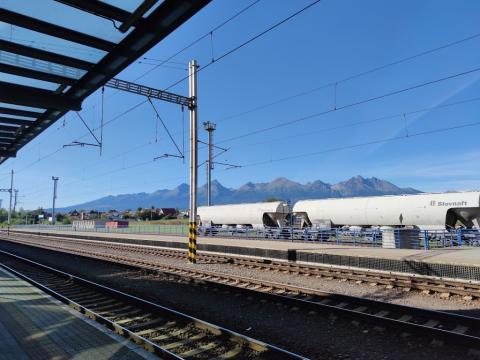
0 266 149 360
7 229 480 281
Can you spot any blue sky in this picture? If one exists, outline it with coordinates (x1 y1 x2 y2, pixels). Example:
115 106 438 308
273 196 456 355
1 0 480 209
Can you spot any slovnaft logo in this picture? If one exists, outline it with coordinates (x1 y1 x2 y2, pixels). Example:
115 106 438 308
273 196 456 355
430 200 467 207
437 201 468 206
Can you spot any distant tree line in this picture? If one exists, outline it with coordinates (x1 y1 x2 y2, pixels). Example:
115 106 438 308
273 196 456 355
0 206 181 226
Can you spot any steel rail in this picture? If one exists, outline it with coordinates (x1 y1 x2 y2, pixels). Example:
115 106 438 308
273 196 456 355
4 231 480 300
0 248 307 360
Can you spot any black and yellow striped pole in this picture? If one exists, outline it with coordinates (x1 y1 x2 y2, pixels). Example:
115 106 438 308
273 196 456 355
188 222 197 263
188 60 198 264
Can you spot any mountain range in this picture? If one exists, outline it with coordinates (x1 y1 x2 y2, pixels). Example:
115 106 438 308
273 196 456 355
56 176 420 212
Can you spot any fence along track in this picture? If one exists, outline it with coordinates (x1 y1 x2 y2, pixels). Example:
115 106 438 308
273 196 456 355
1 235 480 349
3 232 480 300
0 249 307 360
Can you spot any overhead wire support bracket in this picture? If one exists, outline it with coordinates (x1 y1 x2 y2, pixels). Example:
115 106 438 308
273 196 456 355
212 161 241 170
63 111 102 149
106 78 193 108
63 141 100 148
154 153 184 161
197 139 227 152
197 139 230 169
148 97 184 160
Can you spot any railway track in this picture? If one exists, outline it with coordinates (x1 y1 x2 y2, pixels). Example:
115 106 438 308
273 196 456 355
0 249 306 360
1 233 480 350
4 231 480 300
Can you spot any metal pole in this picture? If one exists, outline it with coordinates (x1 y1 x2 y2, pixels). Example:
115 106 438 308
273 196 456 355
203 121 216 206
188 60 198 264
7 170 13 226
52 176 59 225
13 189 18 212
207 130 211 206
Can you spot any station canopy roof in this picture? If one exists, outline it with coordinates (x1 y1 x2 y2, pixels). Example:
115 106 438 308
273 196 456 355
0 0 210 164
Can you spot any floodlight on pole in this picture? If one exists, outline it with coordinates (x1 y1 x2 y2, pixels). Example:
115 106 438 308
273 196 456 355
203 121 216 207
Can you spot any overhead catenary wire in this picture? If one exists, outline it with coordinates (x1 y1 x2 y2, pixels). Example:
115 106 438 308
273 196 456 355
7 2 480 202
81 0 263 114
21 94 480 199
14 98 150 174
16 0 264 164
13 62 480 178
100 86 104 155
171 30 480 123
133 0 262 83
222 95 480 150
11 5 479 175
162 0 323 92
68 0 322 144
75 29 480 150
23 118 480 203
141 57 188 66
13 29 480 166
215 65 480 145
239 120 480 169
147 98 183 158
136 61 187 71
211 32 480 123
21 141 158 198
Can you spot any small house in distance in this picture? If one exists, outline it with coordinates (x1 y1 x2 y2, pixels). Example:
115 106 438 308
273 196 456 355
69 209 81 219
106 220 129 229
80 210 100 220
157 208 177 219
107 210 122 220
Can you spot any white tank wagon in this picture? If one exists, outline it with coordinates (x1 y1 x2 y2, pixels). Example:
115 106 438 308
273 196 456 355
197 201 290 228
293 191 480 229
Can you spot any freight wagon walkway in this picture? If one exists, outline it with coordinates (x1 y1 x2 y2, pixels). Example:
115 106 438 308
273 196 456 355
8 229 480 281
0 265 150 360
